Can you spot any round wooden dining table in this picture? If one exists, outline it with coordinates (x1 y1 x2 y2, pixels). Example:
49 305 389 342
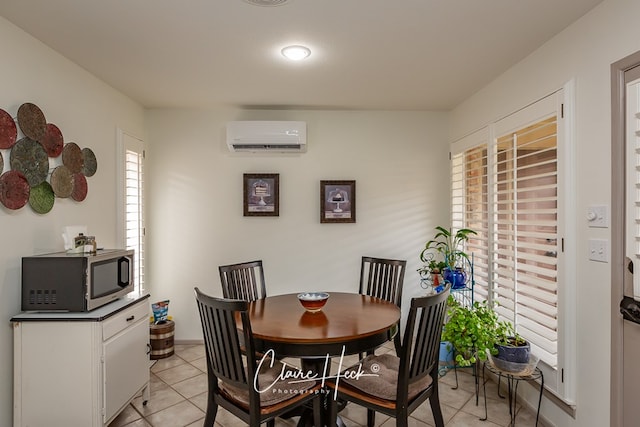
245 292 401 359
242 292 400 427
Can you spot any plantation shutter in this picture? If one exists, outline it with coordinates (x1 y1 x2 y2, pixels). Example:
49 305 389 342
451 128 490 303
122 133 145 292
492 93 560 368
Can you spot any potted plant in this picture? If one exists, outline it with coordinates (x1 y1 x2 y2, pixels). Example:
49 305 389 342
494 334 531 367
418 258 447 286
420 226 477 289
441 296 513 367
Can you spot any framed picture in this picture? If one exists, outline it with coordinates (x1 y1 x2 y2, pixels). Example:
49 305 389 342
320 180 356 223
244 173 279 216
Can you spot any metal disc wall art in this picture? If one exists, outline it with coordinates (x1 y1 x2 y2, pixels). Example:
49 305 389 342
29 181 55 214
41 123 64 157
62 142 83 173
72 173 88 202
17 103 46 141
0 102 98 213
82 147 97 177
50 165 74 198
0 170 30 210
0 108 17 149
10 137 49 187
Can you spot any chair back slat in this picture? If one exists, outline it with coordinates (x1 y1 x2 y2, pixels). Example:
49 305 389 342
195 288 250 388
219 260 267 302
401 285 450 383
359 256 406 307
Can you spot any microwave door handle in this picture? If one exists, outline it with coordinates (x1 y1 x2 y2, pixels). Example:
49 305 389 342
118 257 130 287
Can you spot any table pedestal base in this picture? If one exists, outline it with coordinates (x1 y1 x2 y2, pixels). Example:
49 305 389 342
291 358 347 427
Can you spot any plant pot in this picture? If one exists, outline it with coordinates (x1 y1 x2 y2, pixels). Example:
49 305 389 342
439 341 454 363
444 267 467 289
431 270 441 286
493 338 531 371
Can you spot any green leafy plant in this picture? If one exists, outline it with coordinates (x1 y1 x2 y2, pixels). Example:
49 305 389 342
441 296 514 367
420 226 477 273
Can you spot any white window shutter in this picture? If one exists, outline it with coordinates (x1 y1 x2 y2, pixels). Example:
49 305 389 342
493 114 559 367
119 131 145 293
450 90 565 396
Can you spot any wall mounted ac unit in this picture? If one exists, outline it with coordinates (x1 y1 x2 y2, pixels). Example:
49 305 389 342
226 121 307 153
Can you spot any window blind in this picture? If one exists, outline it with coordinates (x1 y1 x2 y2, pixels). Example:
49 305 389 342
493 116 558 367
451 89 570 399
123 136 145 293
452 144 490 303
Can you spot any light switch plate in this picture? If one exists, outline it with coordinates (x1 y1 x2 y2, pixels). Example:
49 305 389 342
589 239 608 262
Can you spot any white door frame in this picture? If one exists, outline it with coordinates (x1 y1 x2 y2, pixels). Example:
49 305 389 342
610 49 640 427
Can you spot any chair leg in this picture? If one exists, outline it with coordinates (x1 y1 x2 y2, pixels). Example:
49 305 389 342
429 389 445 427
328 393 338 427
203 401 218 427
313 394 323 427
397 414 409 427
266 419 275 427
367 409 375 427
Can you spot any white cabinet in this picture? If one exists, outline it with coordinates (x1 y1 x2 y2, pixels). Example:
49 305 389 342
12 294 151 427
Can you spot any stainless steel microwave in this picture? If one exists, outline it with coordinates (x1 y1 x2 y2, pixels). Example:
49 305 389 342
21 249 135 312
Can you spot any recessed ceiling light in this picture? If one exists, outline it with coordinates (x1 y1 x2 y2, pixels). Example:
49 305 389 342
281 45 311 61
243 0 290 6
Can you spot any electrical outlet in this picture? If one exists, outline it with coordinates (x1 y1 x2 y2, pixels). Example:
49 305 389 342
589 239 608 262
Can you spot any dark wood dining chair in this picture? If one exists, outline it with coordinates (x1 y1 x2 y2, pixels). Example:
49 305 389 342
359 256 406 355
327 284 451 427
194 287 322 427
219 260 267 301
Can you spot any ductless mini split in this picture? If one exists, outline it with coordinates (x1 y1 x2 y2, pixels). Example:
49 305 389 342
226 121 307 153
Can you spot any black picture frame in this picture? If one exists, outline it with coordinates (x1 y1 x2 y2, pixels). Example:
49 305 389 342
320 180 356 223
244 173 279 217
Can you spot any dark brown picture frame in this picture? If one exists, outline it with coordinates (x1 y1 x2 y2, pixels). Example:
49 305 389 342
320 180 356 223
244 173 279 217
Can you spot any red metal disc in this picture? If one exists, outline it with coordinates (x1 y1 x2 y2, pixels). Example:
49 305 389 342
41 123 64 157
0 170 30 210
72 173 88 202
0 108 17 149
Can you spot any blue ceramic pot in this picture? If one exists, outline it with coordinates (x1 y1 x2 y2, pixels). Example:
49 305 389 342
444 267 467 289
496 339 530 364
439 341 454 363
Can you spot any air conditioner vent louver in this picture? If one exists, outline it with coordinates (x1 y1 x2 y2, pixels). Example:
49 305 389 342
231 144 302 151
226 121 307 153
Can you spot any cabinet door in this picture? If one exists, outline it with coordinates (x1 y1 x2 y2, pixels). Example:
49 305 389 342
103 318 149 422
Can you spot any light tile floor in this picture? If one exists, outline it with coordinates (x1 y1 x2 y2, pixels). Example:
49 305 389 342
108 343 545 427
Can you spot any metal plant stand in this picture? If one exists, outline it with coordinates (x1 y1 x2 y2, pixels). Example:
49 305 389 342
481 361 544 426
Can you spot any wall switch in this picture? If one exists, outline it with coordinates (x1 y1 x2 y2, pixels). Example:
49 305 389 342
589 239 608 262
587 205 608 228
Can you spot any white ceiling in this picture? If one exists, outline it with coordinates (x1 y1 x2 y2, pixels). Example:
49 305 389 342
0 0 603 111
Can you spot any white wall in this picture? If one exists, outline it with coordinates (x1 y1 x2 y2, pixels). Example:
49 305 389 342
145 108 450 342
8 0 634 424
0 17 145 426
450 0 640 425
